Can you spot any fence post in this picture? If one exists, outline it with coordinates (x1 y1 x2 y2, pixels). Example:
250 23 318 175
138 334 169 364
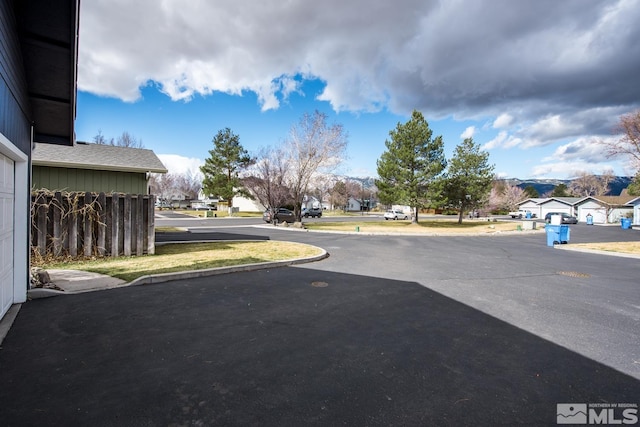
83 192 93 257
53 191 63 257
36 201 47 257
136 194 144 256
68 193 78 257
124 194 132 256
147 195 155 255
111 192 120 257
97 192 106 256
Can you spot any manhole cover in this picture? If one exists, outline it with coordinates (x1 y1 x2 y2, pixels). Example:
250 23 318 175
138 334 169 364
557 271 591 278
311 281 329 288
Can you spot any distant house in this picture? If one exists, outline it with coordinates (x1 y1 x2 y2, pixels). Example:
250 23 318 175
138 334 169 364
575 196 636 224
517 197 581 218
32 142 167 194
628 197 640 225
517 195 638 224
231 195 265 212
517 198 546 218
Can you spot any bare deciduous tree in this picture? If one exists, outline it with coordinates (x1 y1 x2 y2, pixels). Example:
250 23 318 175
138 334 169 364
603 109 640 169
283 110 348 220
116 131 144 148
568 170 614 197
308 174 334 209
487 180 525 212
174 171 202 200
93 130 143 148
149 173 176 202
242 146 292 210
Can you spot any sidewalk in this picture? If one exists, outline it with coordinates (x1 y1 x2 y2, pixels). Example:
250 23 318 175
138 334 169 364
28 270 127 298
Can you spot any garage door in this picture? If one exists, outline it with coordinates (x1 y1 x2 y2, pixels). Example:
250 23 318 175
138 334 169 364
0 153 14 320
580 207 606 224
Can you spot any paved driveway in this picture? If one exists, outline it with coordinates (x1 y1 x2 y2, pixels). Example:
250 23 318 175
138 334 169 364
1 223 638 425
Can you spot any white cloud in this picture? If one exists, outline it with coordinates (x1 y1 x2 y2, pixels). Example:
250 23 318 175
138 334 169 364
157 154 204 178
79 1 640 116
530 161 618 179
542 136 608 163
492 114 514 129
77 0 640 178
460 126 475 139
482 131 523 150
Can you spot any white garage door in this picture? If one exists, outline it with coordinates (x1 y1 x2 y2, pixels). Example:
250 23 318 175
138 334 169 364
0 153 14 320
580 207 607 224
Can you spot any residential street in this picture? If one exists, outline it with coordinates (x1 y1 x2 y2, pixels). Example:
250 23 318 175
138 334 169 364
1 220 638 425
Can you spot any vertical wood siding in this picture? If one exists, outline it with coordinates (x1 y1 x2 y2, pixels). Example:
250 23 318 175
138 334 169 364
31 191 156 258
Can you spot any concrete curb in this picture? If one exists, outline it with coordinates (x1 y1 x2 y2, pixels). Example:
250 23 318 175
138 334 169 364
27 244 328 298
126 248 328 287
554 245 640 259
251 224 546 237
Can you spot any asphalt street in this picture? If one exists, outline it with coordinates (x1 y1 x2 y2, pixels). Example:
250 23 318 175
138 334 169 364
1 217 638 425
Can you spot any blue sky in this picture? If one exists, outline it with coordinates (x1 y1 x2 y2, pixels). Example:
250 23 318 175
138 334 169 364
75 0 640 180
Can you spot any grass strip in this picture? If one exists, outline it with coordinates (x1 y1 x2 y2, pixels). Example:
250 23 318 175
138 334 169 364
304 220 523 233
40 241 323 283
570 241 640 254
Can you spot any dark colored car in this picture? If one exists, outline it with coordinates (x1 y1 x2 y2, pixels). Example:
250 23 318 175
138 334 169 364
263 208 296 223
303 207 323 218
544 212 578 224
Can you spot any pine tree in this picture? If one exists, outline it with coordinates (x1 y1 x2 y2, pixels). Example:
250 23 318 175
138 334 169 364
375 110 446 223
200 128 253 209
443 138 495 224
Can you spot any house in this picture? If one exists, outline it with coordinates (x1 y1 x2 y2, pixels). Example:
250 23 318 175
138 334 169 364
32 142 167 194
628 197 640 225
518 197 582 219
346 197 362 212
575 196 636 224
517 198 546 219
231 195 265 212
1 0 79 320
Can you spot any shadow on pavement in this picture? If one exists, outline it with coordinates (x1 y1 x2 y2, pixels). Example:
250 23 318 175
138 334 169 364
156 231 270 242
1 267 638 425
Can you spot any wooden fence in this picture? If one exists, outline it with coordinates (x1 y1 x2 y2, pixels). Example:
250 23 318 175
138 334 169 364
31 191 156 258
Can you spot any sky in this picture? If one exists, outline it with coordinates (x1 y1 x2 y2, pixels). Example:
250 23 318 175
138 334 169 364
75 0 640 180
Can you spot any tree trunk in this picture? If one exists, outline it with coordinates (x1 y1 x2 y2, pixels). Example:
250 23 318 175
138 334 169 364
412 206 419 224
458 202 465 224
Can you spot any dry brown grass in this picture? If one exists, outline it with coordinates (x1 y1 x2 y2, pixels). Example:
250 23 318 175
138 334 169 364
570 241 640 255
41 241 323 282
305 219 536 235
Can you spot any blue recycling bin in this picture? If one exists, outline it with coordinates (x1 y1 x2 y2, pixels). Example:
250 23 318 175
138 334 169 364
621 218 632 229
586 215 593 225
526 211 532 219
546 224 570 246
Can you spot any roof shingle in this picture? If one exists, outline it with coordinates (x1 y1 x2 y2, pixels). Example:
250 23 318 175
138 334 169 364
32 142 167 173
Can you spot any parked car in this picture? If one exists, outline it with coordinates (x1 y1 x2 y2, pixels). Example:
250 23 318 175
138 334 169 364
544 212 578 224
384 210 409 220
263 208 296 223
508 209 536 219
302 207 323 218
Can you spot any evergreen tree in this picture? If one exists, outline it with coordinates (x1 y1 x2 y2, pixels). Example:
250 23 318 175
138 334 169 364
551 183 570 197
200 128 253 209
375 110 446 223
627 173 640 196
523 185 540 198
443 138 495 224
